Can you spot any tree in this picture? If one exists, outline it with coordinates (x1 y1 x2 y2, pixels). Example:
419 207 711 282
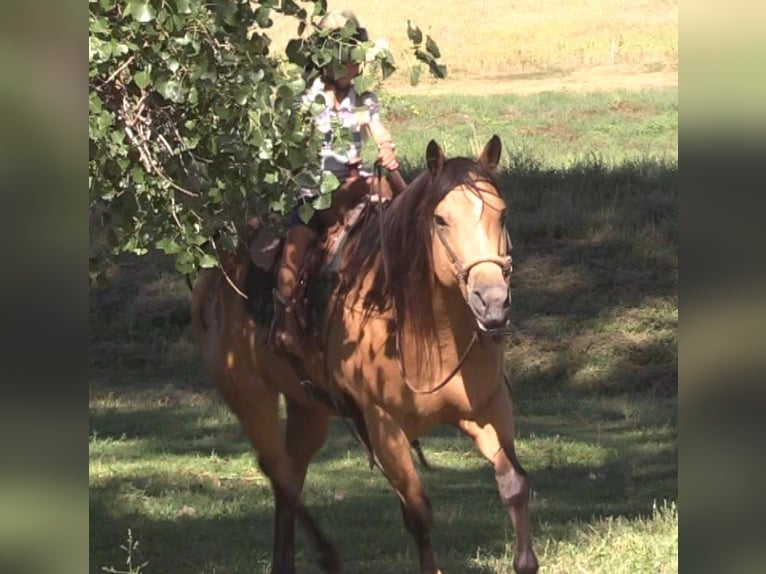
89 0 445 279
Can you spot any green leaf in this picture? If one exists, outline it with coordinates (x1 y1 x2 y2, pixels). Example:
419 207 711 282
312 0 327 17
312 48 332 69
187 86 198 105
298 202 315 224
407 21 422 45
319 171 340 194
428 61 448 79
90 16 110 35
287 144 307 166
381 57 396 81
281 0 300 16
156 237 182 254
275 83 295 103
288 76 305 95
190 233 208 246
353 73 374 95
270 193 286 213
208 187 223 203
133 69 151 89
156 79 184 103
124 0 156 23
197 253 218 268
425 35 441 58
216 3 237 26
313 192 332 210
254 6 272 27
110 130 125 145
175 257 195 274
415 49 434 64
349 46 365 63
409 64 422 86
234 87 250 105
286 38 305 65
174 0 192 14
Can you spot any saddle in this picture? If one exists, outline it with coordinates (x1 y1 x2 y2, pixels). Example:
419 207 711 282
241 190 380 342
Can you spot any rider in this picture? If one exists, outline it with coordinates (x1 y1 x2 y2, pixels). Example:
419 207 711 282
271 10 400 358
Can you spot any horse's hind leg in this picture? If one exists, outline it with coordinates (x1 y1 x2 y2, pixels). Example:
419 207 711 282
271 398 332 573
458 391 539 574
218 384 340 574
365 406 441 574
266 459 341 574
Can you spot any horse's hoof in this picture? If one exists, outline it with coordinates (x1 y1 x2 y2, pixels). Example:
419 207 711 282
513 554 539 574
318 544 342 574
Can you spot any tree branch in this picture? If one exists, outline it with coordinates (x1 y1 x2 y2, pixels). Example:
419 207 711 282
103 54 136 86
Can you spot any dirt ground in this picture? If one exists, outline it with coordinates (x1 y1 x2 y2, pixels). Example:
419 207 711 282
387 63 678 96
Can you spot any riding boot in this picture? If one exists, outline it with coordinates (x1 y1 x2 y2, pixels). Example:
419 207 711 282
269 288 306 360
268 224 317 360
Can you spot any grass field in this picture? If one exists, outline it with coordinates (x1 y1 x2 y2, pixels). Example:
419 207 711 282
90 2 677 571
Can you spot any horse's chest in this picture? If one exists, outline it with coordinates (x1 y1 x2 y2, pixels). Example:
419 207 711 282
330 308 503 430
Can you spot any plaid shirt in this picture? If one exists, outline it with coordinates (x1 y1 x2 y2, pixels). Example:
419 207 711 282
302 78 380 184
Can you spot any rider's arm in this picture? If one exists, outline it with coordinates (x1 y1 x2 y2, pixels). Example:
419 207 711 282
358 92 399 171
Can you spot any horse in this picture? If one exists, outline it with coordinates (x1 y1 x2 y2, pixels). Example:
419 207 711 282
191 135 539 574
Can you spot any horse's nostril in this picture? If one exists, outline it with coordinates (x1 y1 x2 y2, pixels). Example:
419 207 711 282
469 290 488 315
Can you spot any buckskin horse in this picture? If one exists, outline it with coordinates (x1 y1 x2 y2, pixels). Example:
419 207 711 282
191 136 539 573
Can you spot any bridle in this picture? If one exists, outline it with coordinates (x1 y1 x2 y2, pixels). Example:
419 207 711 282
432 211 513 335
374 167 513 394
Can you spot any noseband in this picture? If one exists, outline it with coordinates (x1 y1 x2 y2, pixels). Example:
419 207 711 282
433 223 513 334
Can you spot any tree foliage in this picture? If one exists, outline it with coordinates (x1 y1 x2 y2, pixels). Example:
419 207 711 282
89 0 445 278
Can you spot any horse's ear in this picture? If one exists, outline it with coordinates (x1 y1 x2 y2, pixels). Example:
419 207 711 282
426 140 444 176
478 135 502 172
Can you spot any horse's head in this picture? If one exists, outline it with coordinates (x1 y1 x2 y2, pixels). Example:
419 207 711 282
427 136 512 333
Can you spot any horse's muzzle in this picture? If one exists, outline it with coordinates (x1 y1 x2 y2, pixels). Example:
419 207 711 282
468 283 511 332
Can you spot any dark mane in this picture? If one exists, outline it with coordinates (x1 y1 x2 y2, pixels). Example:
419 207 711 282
340 157 499 363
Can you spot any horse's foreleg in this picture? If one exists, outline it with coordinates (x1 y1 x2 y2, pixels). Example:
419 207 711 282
365 407 441 574
458 395 539 574
271 399 332 573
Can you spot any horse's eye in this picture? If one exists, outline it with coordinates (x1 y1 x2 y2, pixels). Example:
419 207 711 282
434 214 448 227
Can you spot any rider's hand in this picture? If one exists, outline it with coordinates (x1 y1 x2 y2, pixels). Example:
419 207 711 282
377 142 399 172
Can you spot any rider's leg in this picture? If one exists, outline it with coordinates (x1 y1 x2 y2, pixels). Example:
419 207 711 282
272 222 318 357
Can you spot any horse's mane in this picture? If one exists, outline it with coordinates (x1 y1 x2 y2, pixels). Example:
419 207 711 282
340 157 499 363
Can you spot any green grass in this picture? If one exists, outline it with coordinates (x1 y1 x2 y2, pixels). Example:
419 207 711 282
379 88 678 168
90 88 677 573
90 390 676 573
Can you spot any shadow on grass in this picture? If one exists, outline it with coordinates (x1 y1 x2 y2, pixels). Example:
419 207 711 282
89 464 501 574
90 400 676 572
